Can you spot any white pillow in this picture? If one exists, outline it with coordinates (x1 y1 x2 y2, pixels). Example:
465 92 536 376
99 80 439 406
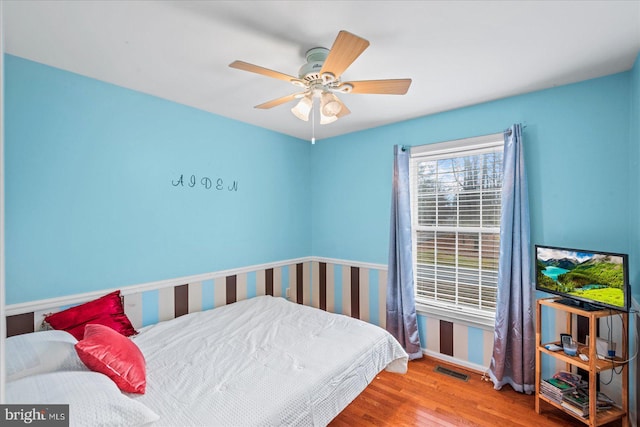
6 330 87 381
6 371 160 427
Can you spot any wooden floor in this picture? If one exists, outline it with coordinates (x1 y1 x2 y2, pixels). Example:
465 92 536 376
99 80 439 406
329 356 623 427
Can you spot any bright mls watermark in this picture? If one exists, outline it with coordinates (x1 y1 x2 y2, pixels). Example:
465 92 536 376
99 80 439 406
1 405 68 426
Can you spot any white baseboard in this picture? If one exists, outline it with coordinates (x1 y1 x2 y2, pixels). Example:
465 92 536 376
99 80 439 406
422 348 488 375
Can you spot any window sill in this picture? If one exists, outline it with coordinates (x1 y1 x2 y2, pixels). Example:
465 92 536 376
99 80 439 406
415 302 495 331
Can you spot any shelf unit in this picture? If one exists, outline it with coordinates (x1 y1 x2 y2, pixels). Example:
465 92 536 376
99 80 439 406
535 297 628 427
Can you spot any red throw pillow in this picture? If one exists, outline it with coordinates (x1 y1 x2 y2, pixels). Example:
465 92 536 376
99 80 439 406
75 323 146 394
45 290 136 340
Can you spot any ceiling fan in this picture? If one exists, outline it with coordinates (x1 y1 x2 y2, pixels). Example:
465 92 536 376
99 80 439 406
229 30 412 125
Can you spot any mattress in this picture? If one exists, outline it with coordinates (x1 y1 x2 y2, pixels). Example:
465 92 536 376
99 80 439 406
131 295 408 426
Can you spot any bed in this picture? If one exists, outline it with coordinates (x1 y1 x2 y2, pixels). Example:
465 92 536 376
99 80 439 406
6 295 408 426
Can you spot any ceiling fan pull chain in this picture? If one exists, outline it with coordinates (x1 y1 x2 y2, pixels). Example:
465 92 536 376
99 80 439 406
311 100 316 145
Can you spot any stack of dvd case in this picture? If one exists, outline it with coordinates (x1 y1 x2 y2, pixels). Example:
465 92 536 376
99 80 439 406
540 377 576 404
561 389 617 418
562 388 589 417
541 371 618 418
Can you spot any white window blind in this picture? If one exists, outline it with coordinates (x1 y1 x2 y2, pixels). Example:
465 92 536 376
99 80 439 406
410 134 504 321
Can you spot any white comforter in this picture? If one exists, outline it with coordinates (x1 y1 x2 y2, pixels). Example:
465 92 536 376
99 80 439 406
131 295 408 426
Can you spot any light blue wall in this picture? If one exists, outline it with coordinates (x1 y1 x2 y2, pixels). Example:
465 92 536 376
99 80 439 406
312 72 632 263
628 52 639 425
4 55 311 304
631 53 640 304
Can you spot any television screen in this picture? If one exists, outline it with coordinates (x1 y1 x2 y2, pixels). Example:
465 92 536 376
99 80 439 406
535 245 629 312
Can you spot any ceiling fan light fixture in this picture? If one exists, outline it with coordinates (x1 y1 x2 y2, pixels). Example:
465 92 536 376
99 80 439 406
320 111 338 125
320 91 342 117
291 95 312 121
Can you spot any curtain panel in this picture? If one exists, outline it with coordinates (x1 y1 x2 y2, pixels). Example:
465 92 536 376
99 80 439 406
488 124 535 393
386 145 422 360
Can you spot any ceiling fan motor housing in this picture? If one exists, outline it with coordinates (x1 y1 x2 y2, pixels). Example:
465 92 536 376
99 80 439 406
298 47 330 81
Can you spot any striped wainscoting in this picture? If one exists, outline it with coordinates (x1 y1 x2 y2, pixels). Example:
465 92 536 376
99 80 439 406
5 260 312 335
129 263 310 329
309 260 387 329
416 314 494 372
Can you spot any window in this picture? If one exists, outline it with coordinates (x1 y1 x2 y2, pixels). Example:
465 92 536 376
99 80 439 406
410 134 504 327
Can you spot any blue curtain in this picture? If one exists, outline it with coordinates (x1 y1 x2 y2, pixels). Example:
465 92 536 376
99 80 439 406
488 124 534 393
386 145 422 360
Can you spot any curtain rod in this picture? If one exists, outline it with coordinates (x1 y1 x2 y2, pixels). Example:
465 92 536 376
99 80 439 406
401 123 527 151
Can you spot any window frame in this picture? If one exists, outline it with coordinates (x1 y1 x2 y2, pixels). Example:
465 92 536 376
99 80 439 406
409 133 504 329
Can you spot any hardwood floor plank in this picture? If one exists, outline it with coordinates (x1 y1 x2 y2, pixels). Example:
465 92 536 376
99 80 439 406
330 356 623 426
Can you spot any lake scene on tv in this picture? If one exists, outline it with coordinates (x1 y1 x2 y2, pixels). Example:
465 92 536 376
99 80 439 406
536 247 625 309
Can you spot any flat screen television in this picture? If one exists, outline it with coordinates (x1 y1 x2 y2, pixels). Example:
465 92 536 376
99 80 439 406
535 244 630 312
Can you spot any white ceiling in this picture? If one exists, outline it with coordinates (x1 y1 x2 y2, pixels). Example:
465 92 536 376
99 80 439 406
3 1 640 141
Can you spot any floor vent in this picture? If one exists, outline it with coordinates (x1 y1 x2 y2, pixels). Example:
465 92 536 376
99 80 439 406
434 365 469 381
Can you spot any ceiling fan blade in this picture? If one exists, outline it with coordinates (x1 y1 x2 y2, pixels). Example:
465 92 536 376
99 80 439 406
320 30 370 79
254 93 302 109
229 60 299 83
342 79 412 95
